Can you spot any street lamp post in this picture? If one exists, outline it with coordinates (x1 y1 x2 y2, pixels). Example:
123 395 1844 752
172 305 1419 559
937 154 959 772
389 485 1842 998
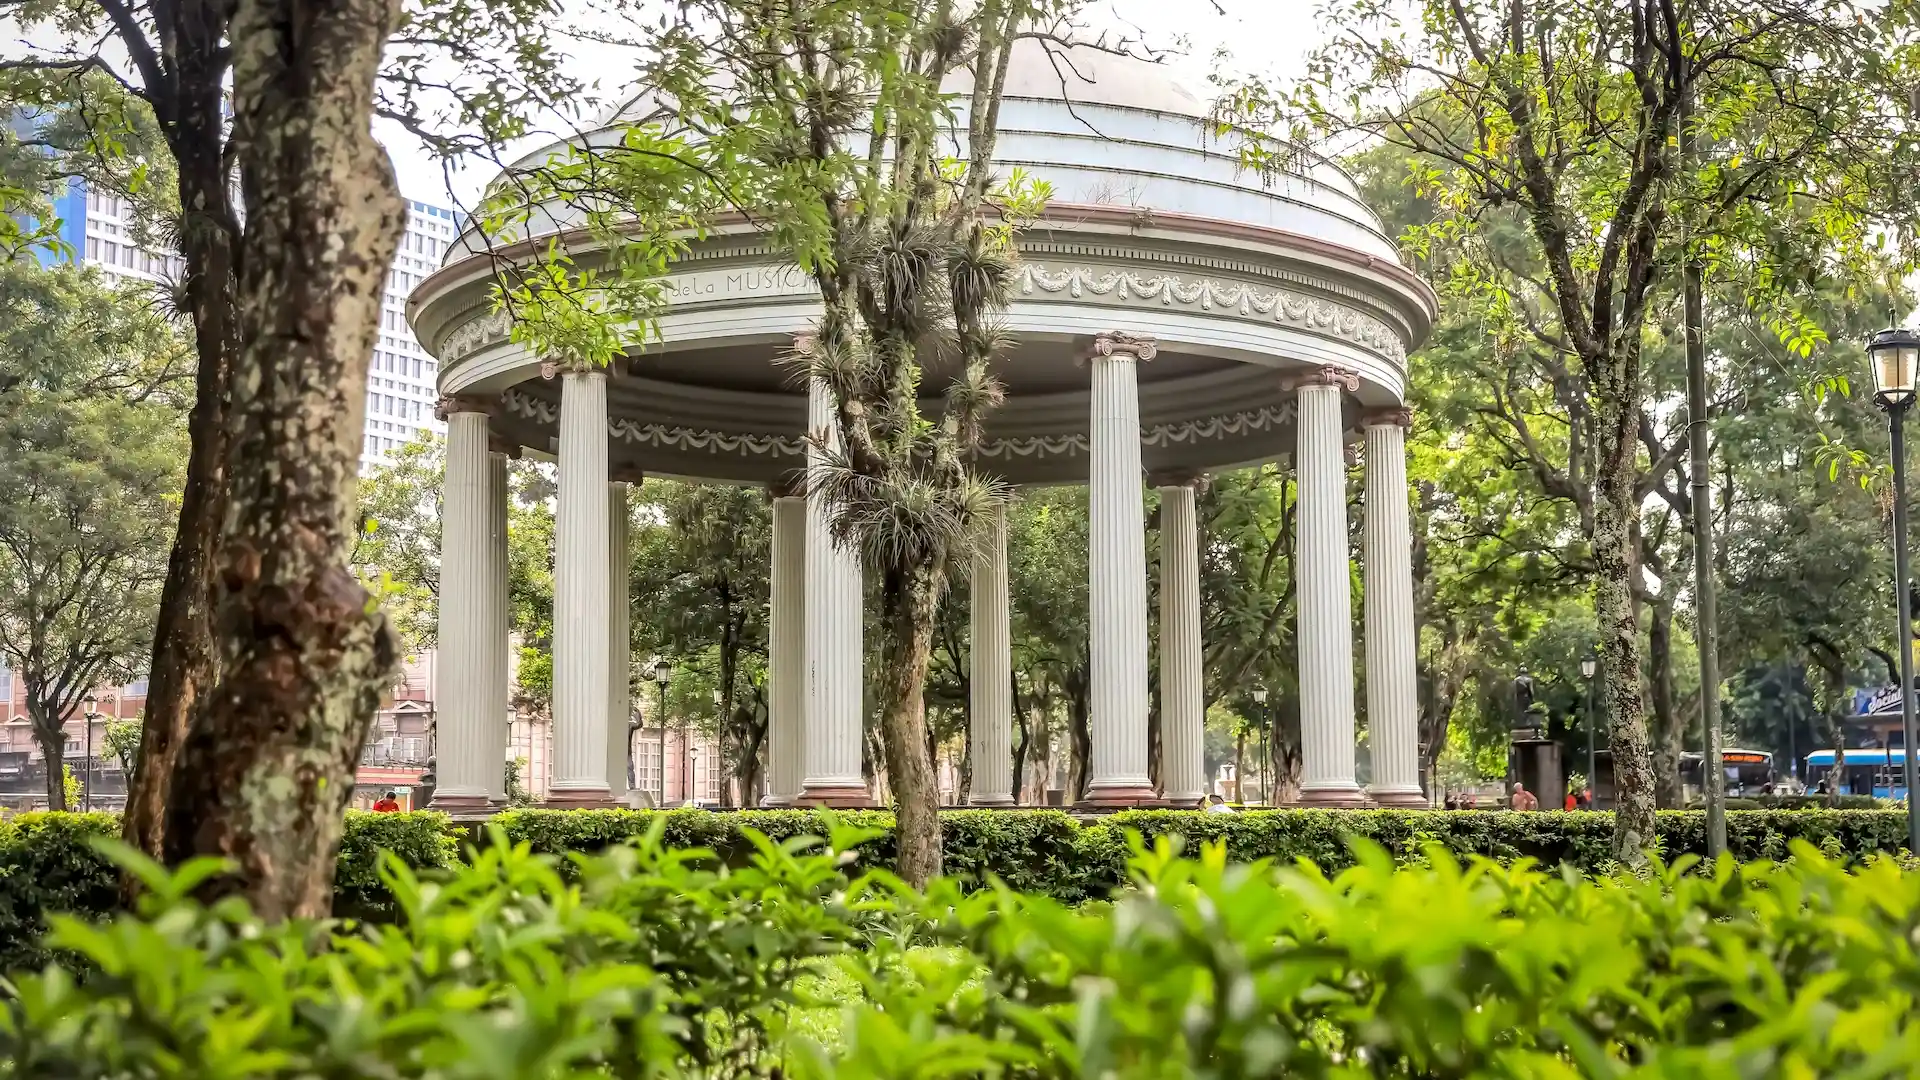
81 693 98 812
1868 327 1920 854
649 657 672 807
1580 654 1598 807
1251 686 1269 805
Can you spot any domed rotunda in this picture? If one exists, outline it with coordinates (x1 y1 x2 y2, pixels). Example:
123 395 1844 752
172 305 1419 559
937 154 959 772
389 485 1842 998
409 41 1437 811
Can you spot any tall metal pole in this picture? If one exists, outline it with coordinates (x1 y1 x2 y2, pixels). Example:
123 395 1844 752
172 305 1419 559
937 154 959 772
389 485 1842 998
83 710 93 812
1585 683 1598 803
1681 58 1727 858
656 680 669 806
1889 406 1920 851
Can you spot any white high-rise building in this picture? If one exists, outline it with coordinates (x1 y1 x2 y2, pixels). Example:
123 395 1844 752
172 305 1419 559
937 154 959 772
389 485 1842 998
364 199 460 468
41 178 457 471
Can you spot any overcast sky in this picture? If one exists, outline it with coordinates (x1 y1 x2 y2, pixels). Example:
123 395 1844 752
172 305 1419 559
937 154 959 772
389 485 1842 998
376 0 1326 210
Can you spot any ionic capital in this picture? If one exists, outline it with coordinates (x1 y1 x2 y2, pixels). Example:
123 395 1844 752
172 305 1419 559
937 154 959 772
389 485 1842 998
767 470 808 500
608 464 647 486
1147 468 1208 492
1280 364 1361 394
1360 406 1414 429
1090 331 1158 363
435 393 497 421
538 357 606 380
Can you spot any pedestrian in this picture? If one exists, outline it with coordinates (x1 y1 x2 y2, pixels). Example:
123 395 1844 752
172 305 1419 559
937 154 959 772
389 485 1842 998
1510 782 1538 811
1204 792 1235 815
1563 790 1576 811
1578 788 1593 810
372 789 402 813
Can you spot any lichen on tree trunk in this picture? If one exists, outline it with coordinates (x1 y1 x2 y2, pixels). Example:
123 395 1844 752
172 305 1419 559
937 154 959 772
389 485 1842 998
876 565 945 887
159 0 404 920
1594 387 1657 864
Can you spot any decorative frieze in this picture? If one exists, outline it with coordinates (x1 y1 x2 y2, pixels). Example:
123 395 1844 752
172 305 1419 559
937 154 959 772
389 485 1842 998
1026 266 1404 362
503 388 1298 463
432 262 1409 371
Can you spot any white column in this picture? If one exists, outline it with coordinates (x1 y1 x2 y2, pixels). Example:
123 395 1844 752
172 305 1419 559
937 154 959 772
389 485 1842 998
968 501 1015 805
548 367 614 805
763 487 808 805
1155 474 1207 806
1084 332 1156 805
801 376 869 805
1364 410 1424 805
606 480 633 803
484 447 511 803
1292 366 1366 806
429 402 492 810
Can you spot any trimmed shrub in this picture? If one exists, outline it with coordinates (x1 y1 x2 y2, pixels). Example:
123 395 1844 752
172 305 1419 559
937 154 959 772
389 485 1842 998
9 825 1920 1077
1 806 1909 973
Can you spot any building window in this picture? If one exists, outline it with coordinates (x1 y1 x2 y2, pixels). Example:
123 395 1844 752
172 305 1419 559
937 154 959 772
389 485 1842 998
634 733 660 795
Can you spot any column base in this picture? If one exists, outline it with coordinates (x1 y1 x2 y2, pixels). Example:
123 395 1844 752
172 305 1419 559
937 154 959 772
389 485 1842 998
758 793 796 808
427 791 490 811
1151 794 1206 809
796 783 874 808
1291 783 1370 808
544 786 617 809
1078 782 1159 808
1367 786 1430 808
965 795 1017 807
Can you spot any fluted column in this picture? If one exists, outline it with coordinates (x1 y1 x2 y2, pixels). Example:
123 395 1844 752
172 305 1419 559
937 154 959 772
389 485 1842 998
968 501 1014 805
1364 409 1424 806
1084 331 1156 805
547 367 614 806
763 483 808 805
1154 472 1207 806
1291 365 1366 806
428 400 493 810
801 375 869 805
484 445 512 803
606 480 633 803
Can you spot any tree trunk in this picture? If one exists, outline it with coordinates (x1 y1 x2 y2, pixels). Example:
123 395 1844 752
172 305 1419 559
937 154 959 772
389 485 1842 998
1009 674 1030 806
1233 727 1246 803
1064 668 1090 802
1648 594 1684 809
29 705 67 812
121 5 240 870
1593 386 1657 863
875 565 944 887
160 0 404 920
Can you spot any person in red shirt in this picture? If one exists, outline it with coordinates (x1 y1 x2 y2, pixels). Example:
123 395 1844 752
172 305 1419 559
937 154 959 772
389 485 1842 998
1564 791 1577 811
372 790 402 813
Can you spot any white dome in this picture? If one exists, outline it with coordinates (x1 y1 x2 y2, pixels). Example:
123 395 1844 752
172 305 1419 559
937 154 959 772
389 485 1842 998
945 39 1206 117
595 39 1204 129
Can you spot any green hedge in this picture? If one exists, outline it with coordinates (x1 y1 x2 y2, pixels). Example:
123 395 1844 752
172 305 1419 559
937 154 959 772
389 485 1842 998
11 819 1920 1077
3 806 1910 971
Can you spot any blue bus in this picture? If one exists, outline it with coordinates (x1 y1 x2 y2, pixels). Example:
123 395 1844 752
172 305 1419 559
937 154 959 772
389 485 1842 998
1804 750 1911 799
